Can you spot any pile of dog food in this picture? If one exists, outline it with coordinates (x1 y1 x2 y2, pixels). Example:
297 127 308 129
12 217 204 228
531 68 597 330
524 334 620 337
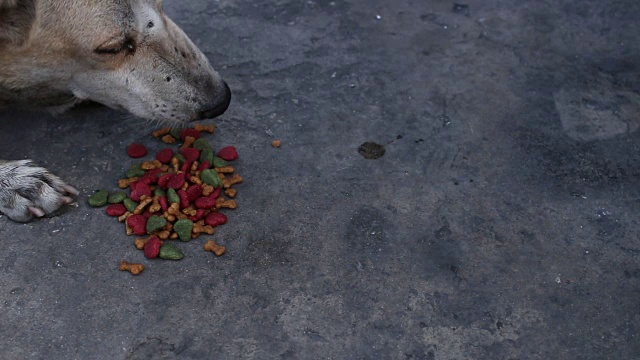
88 124 241 275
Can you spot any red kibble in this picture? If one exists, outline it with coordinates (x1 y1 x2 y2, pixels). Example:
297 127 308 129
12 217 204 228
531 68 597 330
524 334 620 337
106 203 127 217
178 190 190 208
186 185 203 201
159 196 169 212
141 168 162 185
127 214 148 236
211 187 222 199
144 236 162 259
180 148 200 162
167 173 185 189
130 182 152 202
199 161 210 171
158 173 173 188
195 196 216 209
195 209 206 220
142 210 154 219
156 148 174 164
180 161 192 174
205 212 228 227
181 128 201 141
127 143 148 158
217 146 238 161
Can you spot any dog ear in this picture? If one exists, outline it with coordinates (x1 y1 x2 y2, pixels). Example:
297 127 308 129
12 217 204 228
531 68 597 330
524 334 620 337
0 0 35 45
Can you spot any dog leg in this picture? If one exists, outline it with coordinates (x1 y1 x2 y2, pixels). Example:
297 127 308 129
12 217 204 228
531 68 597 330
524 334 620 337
0 160 79 222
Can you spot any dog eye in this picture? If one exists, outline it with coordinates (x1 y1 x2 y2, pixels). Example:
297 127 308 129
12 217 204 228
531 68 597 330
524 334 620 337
95 38 135 55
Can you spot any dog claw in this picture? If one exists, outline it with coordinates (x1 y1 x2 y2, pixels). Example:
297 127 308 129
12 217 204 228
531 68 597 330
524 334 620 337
63 185 80 196
28 207 45 217
61 196 75 205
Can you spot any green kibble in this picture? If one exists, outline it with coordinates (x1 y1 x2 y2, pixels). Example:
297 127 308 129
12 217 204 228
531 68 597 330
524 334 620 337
88 190 109 207
146 215 167 234
107 191 127 204
167 188 180 204
170 128 182 140
201 169 223 188
154 188 166 197
126 163 145 178
212 156 228 168
199 148 214 165
159 243 184 260
123 198 138 213
193 138 213 152
173 219 194 241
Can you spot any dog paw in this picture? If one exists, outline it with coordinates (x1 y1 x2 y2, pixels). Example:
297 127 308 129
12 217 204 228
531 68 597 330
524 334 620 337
0 160 79 222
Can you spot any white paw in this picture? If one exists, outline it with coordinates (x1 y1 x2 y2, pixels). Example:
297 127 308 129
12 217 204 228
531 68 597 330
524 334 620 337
0 160 79 222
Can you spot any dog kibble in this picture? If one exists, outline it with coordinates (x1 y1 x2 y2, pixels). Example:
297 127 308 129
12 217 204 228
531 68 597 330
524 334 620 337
95 125 243 273
204 240 226 256
212 156 228 168
108 191 127 204
167 188 180 204
88 190 109 207
200 169 222 187
127 214 148 236
119 260 145 275
123 198 138 213
173 218 194 241
193 138 213 152
161 134 176 144
159 243 184 260
106 203 127 217
146 215 167 234
205 212 227 227
127 143 148 158
272 139 282 148
217 146 238 161
156 148 174 163
144 236 162 258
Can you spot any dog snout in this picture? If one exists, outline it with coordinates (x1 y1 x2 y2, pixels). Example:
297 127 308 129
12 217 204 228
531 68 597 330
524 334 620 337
196 81 231 120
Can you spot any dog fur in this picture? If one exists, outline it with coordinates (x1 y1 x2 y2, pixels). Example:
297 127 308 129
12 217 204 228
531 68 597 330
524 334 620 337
0 0 231 222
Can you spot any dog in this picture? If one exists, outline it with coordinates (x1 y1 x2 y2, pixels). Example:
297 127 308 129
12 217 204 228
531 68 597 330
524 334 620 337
0 0 231 222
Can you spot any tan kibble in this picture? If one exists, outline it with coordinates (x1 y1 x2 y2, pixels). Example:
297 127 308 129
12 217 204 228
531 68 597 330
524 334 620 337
215 166 235 174
161 135 176 144
204 240 226 256
118 177 139 189
194 124 215 133
118 211 132 223
202 184 214 196
119 260 144 275
171 157 180 172
216 197 237 209
133 196 153 215
225 188 237 198
152 127 171 138
271 139 282 148
180 136 196 150
134 237 150 250
223 174 243 189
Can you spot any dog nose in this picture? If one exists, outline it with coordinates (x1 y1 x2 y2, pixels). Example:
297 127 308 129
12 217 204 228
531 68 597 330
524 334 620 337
197 81 231 120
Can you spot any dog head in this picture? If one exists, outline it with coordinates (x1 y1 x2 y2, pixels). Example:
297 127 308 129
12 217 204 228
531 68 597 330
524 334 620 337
0 0 230 122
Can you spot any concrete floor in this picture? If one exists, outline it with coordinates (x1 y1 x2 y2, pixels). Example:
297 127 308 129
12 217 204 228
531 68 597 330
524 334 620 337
1 0 640 358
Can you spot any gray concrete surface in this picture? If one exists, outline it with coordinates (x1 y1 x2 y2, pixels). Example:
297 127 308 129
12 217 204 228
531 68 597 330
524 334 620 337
1 0 640 358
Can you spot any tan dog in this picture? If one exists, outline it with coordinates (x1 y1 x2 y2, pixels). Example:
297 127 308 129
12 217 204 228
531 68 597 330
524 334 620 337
0 0 231 222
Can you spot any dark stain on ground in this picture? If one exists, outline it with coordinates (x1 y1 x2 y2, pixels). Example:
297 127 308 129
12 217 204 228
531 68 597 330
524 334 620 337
358 141 386 159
